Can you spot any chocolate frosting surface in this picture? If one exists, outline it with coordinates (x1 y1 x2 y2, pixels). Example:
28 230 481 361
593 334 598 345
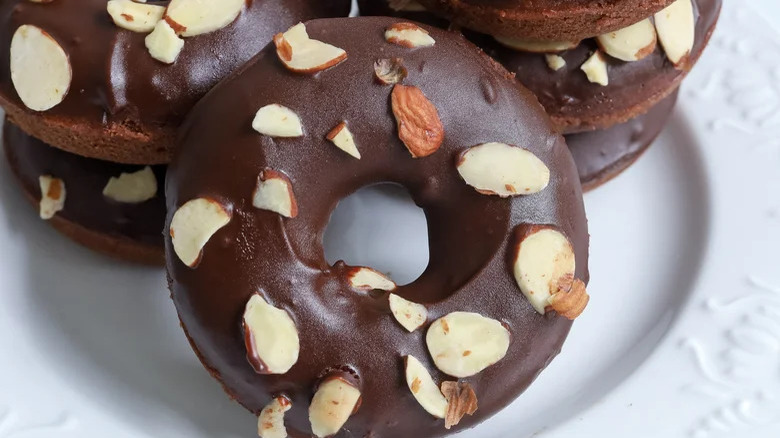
0 0 351 130
3 121 166 246
568 90 678 191
166 17 589 437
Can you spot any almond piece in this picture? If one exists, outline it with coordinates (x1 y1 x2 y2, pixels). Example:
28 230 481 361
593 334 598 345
456 142 550 197
580 51 609 86
145 19 184 64
347 267 397 291
654 0 695 68
391 84 444 158
164 0 244 37
106 0 165 33
252 104 304 138
441 381 478 429
38 175 65 220
102 166 157 204
426 312 510 378
596 19 657 62
493 36 579 53
169 198 231 268
273 23 347 74
374 58 407 85
404 355 448 418
309 377 361 438
10 25 72 111
252 169 298 218
389 294 427 332
243 294 300 375
545 54 566 71
548 276 589 320
326 122 361 159
258 396 292 438
385 22 435 48
512 225 588 319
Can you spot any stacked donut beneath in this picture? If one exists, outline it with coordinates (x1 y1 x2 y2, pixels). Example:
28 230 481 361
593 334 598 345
0 0 350 264
359 0 721 190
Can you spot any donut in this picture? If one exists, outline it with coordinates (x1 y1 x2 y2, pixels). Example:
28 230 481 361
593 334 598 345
359 0 721 133
569 90 678 192
3 120 166 265
470 0 721 133
165 17 590 437
0 0 351 164
411 0 675 41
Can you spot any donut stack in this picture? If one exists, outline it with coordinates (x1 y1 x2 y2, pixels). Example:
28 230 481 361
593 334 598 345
0 0 351 264
360 0 722 190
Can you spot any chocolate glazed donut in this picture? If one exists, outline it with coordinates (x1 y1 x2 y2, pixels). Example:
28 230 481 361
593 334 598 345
166 17 589 437
0 0 352 164
3 121 166 265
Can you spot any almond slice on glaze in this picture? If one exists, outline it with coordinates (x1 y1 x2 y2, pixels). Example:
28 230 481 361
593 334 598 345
169 198 231 268
404 355 448 418
258 396 292 438
10 25 72 111
273 23 347 74
252 169 298 218
654 0 696 68
426 312 510 378
38 175 65 220
389 294 427 332
309 377 361 438
457 142 550 197
596 19 657 62
107 0 165 33
512 224 589 319
391 84 444 158
243 294 300 375
385 22 435 48
164 0 244 37
493 36 579 53
347 267 397 291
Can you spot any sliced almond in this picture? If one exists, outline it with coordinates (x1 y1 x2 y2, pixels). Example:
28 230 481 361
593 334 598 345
404 355 448 418
548 276 589 320
252 104 304 138
389 294 427 332
426 312 510 378
545 54 566 71
258 396 292 438
106 0 165 33
38 175 65 220
309 377 361 438
273 23 347 74
374 58 407 85
102 166 157 204
10 25 72 111
170 198 231 268
391 84 444 158
347 267 397 291
654 0 695 68
580 51 609 86
441 381 478 429
493 36 579 53
243 294 300 375
164 0 244 37
252 169 298 218
457 142 550 197
385 22 435 48
145 19 184 64
596 19 657 62
326 122 361 159
512 225 581 315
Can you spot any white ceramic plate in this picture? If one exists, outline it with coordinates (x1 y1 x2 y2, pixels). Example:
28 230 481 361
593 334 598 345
0 1 778 437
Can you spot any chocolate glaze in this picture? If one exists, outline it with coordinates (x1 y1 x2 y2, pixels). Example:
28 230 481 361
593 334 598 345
359 0 720 134
568 90 678 191
0 0 351 149
470 0 720 133
3 122 165 247
166 17 589 437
